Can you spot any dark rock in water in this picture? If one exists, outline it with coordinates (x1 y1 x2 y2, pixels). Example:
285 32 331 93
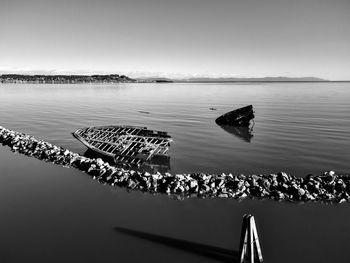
320 171 336 182
277 172 290 183
215 105 254 126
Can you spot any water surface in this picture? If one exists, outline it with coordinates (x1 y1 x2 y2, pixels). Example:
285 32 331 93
0 82 349 263
1 82 349 175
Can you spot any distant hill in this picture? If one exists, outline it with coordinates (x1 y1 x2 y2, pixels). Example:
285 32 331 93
182 77 328 82
0 74 136 84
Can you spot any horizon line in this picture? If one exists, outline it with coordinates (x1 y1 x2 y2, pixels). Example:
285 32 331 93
2 73 350 82
1 69 349 81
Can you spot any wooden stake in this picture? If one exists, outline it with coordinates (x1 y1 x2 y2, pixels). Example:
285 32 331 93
239 214 263 263
239 214 249 262
251 216 263 262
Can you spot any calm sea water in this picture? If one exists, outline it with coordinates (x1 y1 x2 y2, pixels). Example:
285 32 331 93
0 82 350 263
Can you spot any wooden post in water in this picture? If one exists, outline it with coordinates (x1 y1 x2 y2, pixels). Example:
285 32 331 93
239 214 263 263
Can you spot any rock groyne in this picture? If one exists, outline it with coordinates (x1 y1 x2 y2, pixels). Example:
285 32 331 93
0 126 349 203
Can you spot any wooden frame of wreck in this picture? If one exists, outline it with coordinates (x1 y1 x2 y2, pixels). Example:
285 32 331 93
73 125 172 167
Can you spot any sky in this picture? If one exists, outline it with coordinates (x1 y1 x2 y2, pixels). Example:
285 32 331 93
0 0 349 80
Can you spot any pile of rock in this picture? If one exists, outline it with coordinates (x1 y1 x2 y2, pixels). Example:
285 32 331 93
1 126 349 203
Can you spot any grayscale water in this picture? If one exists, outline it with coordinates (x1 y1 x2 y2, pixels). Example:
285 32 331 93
0 82 349 263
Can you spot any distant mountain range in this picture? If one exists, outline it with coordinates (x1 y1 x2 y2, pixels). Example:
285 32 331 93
181 77 328 82
136 76 329 83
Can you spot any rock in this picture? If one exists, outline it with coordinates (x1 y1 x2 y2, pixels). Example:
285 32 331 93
321 171 336 183
238 174 246 180
277 172 289 183
127 179 138 189
334 179 346 192
96 158 104 166
238 192 248 199
227 173 234 179
327 171 335 176
176 174 186 181
250 186 263 197
271 191 285 200
200 184 211 193
215 178 225 188
297 188 306 196
189 180 198 192
339 198 347 204
150 175 161 185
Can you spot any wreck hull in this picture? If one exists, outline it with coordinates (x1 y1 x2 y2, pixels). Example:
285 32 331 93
73 125 172 166
215 105 254 126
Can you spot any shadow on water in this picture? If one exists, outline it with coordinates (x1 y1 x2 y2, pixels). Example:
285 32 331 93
83 149 171 173
114 227 239 262
218 125 254 143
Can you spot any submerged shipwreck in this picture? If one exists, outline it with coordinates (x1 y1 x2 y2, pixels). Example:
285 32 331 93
215 105 255 126
216 105 255 142
73 125 172 167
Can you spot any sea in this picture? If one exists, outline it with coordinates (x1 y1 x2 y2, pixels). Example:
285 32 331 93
0 82 349 263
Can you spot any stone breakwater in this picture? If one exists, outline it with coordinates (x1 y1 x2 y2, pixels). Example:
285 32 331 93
1 126 349 203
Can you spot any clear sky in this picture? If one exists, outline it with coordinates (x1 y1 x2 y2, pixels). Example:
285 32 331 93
0 0 349 80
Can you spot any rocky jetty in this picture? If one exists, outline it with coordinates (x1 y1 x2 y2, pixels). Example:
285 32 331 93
1 126 349 203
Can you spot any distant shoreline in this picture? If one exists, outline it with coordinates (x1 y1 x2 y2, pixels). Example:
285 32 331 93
2 80 350 84
1 74 349 84
0 74 136 84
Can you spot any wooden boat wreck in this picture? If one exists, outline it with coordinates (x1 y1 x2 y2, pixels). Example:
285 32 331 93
215 105 254 126
73 125 172 167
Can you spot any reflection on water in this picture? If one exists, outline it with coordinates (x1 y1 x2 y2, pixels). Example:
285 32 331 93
83 149 171 173
217 125 254 143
